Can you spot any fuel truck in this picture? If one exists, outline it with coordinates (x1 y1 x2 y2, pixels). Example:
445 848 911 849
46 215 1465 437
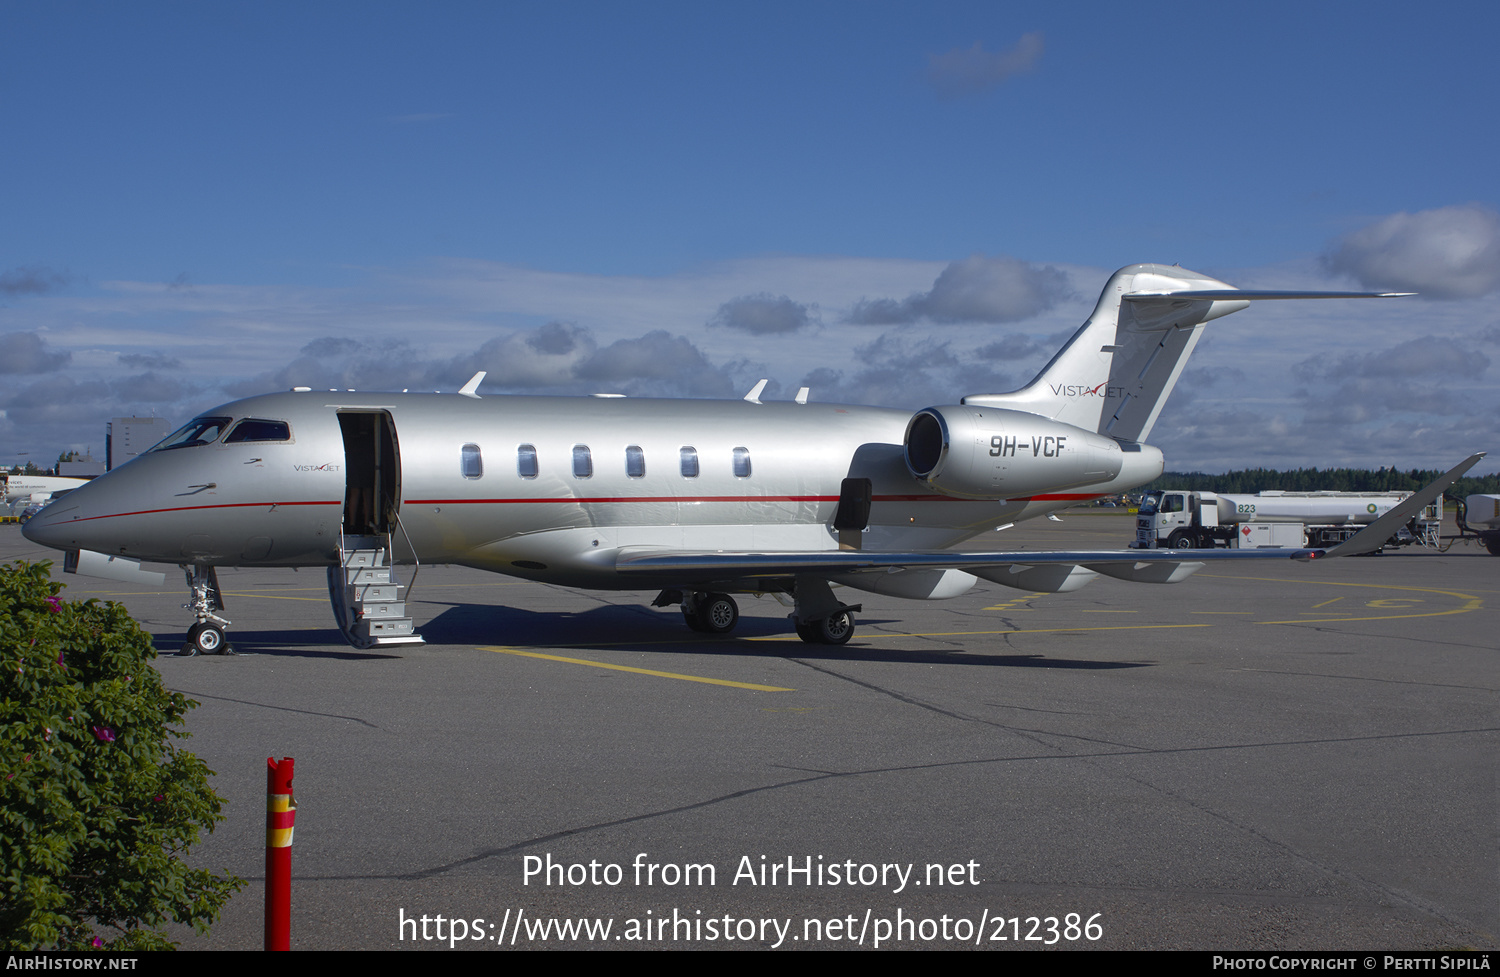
1133 489 1441 550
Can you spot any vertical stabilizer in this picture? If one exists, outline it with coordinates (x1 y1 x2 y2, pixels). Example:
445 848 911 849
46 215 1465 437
963 264 1247 441
962 264 1409 443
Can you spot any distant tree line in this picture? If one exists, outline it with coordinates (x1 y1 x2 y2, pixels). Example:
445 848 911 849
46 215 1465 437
1145 467 1500 499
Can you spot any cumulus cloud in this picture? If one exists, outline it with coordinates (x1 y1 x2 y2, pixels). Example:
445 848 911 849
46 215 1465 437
0 265 71 296
927 33 1043 98
1294 335 1490 383
226 323 736 400
710 293 818 335
109 371 202 404
118 352 184 370
575 330 735 397
796 333 1016 408
848 254 1069 325
1324 203 1500 298
0 332 71 374
974 333 1047 361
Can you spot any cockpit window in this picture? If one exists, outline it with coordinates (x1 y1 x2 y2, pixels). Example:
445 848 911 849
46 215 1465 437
151 416 234 451
225 419 291 443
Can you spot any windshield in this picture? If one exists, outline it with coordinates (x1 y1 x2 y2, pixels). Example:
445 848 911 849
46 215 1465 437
150 416 233 451
1138 491 1162 515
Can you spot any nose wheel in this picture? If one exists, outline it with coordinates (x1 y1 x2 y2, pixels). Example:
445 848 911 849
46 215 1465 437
182 622 232 657
179 565 235 657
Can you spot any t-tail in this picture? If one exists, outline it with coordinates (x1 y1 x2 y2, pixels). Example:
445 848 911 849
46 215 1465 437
963 263 1411 443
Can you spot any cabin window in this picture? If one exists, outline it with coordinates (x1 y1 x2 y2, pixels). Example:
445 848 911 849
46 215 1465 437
732 446 751 477
517 444 538 478
626 445 645 478
226 418 291 443
151 416 233 451
679 446 699 478
572 444 593 478
460 443 483 479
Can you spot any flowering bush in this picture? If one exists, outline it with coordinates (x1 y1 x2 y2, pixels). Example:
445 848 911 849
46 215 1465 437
0 561 242 949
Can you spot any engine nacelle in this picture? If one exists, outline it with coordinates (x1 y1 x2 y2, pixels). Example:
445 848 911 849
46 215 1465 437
904 405 1138 500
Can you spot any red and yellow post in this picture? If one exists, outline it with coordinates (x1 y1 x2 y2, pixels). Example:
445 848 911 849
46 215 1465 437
265 757 296 950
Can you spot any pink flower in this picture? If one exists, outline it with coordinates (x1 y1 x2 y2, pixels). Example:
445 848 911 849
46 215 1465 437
91 937 102 948
44 596 61 613
91 726 115 743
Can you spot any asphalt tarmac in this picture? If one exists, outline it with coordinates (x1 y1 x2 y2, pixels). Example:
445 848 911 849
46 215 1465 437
4 512 1495 951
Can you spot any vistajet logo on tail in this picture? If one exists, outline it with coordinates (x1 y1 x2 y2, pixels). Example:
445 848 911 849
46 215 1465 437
1050 382 1122 398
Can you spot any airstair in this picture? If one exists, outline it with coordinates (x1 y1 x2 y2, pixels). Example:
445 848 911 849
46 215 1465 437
328 534 425 648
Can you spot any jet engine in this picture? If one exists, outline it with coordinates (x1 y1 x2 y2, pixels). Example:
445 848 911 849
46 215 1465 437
903 405 1138 500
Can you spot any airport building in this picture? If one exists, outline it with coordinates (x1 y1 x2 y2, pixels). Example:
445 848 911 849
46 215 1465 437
106 416 171 470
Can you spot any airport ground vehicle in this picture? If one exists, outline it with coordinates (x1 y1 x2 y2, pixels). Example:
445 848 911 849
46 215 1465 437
1133 489 1441 550
1454 494 1500 555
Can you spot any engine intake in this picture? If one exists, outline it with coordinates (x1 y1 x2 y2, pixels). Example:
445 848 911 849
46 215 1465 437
903 405 1128 500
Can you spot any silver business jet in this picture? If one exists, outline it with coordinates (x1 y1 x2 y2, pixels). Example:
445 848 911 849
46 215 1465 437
22 264 1477 655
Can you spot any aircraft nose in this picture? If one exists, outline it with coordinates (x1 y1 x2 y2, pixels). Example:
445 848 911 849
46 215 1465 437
22 498 86 551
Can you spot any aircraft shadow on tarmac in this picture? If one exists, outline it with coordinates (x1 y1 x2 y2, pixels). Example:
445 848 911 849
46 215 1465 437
416 601 1151 672
151 630 402 661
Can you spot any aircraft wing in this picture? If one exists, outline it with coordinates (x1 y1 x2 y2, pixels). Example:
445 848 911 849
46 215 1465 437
615 453 1486 592
614 544 1309 577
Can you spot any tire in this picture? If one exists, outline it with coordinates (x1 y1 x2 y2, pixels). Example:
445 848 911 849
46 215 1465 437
699 593 738 634
795 621 820 643
818 611 855 646
1484 533 1500 557
1167 530 1196 550
187 622 224 654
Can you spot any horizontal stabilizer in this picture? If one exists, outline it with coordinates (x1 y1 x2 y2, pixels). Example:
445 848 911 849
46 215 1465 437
1125 289 1414 302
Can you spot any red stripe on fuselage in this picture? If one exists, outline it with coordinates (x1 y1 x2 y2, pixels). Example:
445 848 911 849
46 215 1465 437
51 500 340 525
52 491 1101 525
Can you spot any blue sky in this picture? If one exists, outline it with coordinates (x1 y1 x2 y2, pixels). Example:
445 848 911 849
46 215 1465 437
3 2 1498 474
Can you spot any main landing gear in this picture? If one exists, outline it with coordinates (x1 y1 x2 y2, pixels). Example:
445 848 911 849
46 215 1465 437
793 610 856 645
790 576 860 645
681 591 740 634
655 578 861 644
179 565 235 657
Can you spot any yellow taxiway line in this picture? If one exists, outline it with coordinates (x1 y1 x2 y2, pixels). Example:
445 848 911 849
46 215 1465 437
480 646 794 692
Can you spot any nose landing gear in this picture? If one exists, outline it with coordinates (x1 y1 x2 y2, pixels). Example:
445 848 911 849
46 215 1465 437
179 565 234 657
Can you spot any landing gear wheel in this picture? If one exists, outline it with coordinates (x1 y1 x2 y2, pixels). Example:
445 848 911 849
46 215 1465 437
818 611 855 645
796 612 855 644
699 593 738 634
1484 533 1500 556
184 622 228 656
1167 530 1196 550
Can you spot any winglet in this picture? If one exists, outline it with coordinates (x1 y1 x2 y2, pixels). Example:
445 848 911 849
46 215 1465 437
744 379 768 404
1325 452 1486 558
459 371 486 399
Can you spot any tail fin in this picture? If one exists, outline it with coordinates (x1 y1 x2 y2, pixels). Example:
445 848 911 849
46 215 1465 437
963 263 1411 443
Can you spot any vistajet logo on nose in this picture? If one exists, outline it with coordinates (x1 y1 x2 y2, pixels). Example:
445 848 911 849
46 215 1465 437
293 463 341 472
